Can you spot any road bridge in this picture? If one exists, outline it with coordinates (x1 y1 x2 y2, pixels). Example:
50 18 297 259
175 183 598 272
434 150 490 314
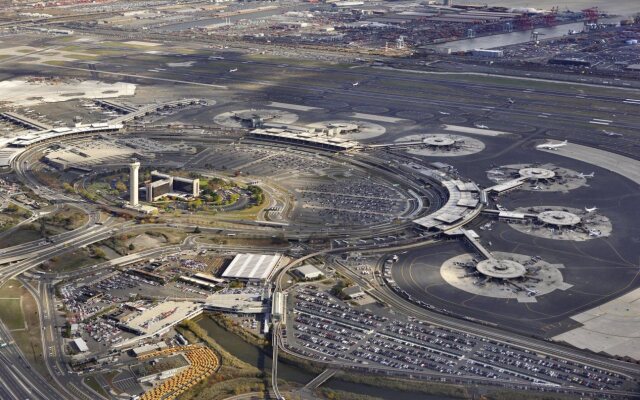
302 368 338 390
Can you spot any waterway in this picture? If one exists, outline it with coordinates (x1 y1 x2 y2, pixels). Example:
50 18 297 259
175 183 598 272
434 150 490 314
434 18 620 52
453 1 638 18
197 315 460 400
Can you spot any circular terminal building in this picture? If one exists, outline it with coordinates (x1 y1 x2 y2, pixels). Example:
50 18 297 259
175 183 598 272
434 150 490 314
394 134 484 157
518 167 555 181
537 210 581 228
508 206 612 241
440 252 571 302
476 259 527 280
422 136 456 148
486 163 588 192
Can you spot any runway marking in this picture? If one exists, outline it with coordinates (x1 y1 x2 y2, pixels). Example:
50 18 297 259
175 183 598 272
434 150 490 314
350 113 406 123
374 65 640 92
32 64 228 89
538 142 640 185
268 102 321 111
443 125 509 137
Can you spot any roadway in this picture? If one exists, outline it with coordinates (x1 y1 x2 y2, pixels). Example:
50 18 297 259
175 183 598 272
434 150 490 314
0 321 66 400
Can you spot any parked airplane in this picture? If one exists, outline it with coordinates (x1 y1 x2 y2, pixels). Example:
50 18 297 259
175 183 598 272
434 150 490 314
536 140 568 150
229 68 238 72
475 123 489 129
588 229 602 237
439 111 450 115
352 82 360 86
507 98 515 104
602 130 623 137
584 206 598 213
578 172 595 178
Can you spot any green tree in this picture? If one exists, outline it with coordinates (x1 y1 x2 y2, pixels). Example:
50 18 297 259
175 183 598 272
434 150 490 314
115 180 127 192
93 247 106 259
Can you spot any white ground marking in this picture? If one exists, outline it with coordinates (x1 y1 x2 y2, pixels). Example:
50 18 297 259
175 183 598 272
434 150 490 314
538 143 640 185
0 79 136 107
268 102 322 111
124 41 161 47
443 125 509 136
553 287 640 360
350 113 407 123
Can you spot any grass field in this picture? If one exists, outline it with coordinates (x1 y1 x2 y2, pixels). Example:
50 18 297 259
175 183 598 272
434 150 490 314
40 248 101 273
0 298 24 330
0 225 42 247
0 280 47 376
84 376 109 398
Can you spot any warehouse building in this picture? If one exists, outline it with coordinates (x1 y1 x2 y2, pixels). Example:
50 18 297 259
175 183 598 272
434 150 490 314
221 253 282 282
292 264 324 280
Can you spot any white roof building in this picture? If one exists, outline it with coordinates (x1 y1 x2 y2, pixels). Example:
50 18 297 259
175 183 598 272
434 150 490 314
71 338 89 353
292 264 324 280
222 253 281 281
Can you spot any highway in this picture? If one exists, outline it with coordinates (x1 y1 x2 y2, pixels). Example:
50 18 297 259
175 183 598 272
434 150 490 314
0 321 66 400
22 278 98 400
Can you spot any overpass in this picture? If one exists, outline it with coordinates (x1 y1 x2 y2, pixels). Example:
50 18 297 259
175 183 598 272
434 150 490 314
303 368 338 390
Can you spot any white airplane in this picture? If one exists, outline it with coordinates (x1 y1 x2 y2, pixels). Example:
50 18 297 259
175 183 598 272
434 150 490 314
352 82 360 86
584 206 597 213
602 130 623 137
229 68 238 72
439 111 450 115
507 98 515 104
475 124 489 129
536 140 568 150
578 172 595 178
588 229 601 237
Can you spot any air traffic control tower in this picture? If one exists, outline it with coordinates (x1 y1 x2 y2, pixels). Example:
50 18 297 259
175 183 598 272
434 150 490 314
129 159 140 206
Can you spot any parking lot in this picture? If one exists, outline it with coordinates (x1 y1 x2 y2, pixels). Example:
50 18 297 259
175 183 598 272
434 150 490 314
285 286 633 392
